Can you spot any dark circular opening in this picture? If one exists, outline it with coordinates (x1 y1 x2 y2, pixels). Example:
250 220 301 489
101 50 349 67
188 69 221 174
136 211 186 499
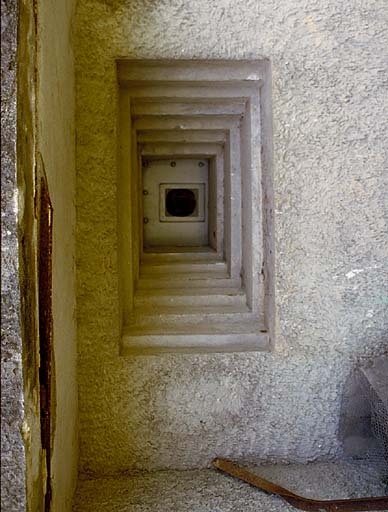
166 189 196 217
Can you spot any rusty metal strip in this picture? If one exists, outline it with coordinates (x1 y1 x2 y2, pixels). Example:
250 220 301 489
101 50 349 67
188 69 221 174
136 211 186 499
38 174 53 512
213 458 388 511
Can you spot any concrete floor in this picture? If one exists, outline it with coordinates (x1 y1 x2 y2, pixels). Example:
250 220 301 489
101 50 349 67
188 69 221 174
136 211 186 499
73 461 387 512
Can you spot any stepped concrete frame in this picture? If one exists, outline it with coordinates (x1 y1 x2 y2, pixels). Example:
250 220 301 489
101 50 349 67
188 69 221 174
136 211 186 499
117 59 274 353
134 117 242 281
121 112 243 315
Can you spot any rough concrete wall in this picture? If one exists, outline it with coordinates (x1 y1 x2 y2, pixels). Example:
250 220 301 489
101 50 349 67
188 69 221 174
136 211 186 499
75 0 388 476
2 0 46 508
1 1 27 509
37 0 78 509
14 0 47 508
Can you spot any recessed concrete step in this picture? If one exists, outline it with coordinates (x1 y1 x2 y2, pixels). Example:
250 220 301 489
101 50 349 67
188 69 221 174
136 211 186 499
134 115 240 132
141 142 223 158
140 261 227 275
132 100 246 117
137 275 241 290
142 249 222 263
137 129 227 144
134 287 246 307
124 319 263 335
121 322 269 355
136 304 250 315
123 83 256 101
117 60 266 83
133 306 253 326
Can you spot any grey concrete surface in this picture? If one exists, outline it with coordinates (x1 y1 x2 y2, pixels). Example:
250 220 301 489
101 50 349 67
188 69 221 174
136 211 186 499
73 462 387 511
74 0 388 476
1 0 27 510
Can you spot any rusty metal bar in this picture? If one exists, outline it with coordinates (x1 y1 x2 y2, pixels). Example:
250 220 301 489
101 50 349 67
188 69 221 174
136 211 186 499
38 175 53 512
213 458 388 511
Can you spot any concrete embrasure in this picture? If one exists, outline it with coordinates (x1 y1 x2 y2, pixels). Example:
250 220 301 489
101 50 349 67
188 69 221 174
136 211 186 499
118 61 271 354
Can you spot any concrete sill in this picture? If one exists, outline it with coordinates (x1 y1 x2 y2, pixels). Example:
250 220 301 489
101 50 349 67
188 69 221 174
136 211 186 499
120 330 270 356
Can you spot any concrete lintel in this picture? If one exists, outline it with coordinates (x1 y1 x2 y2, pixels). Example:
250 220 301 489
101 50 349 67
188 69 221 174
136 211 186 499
117 58 268 84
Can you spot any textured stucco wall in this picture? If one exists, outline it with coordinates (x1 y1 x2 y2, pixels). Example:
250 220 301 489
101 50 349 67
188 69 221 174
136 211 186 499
37 0 78 509
1 1 27 509
75 0 388 476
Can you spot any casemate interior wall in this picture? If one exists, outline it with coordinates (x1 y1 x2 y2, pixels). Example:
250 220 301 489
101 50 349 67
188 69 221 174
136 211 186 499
74 0 388 476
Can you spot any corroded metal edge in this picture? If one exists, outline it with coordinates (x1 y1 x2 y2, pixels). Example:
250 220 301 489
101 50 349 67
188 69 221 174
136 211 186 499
213 458 388 511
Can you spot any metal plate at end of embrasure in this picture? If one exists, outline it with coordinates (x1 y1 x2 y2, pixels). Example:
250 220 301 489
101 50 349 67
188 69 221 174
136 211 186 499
159 183 206 222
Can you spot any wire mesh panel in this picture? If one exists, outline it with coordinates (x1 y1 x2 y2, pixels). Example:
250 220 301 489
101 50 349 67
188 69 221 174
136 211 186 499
339 357 388 493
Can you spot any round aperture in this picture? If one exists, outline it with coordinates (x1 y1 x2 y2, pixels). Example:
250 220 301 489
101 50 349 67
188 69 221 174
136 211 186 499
166 188 197 217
